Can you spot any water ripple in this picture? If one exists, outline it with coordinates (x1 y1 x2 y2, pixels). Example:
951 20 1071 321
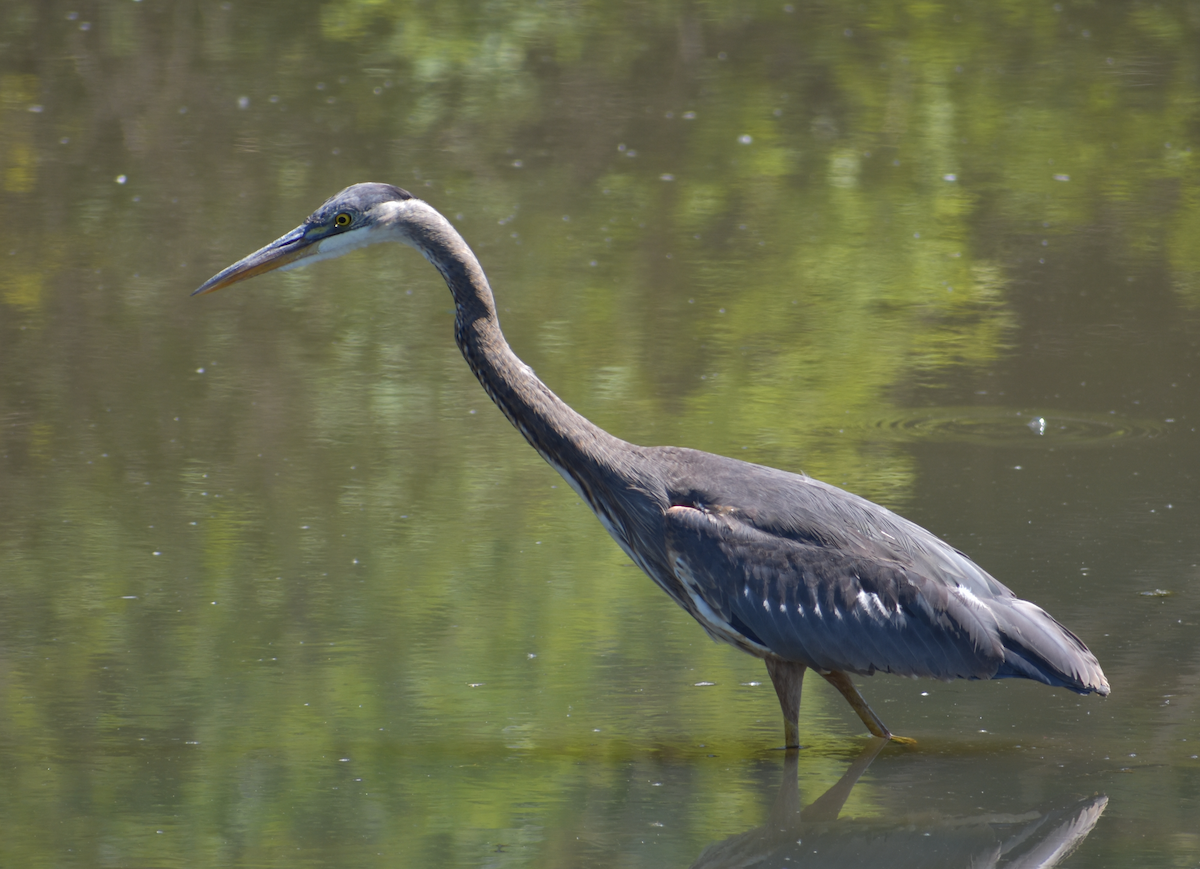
832 407 1169 447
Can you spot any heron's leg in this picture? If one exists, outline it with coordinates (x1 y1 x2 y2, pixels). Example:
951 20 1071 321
768 735 888 828
764 657 807 749
800 736 888 822
821 670 917 745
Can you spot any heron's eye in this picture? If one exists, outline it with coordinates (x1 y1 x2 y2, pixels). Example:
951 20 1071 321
334 212 352 228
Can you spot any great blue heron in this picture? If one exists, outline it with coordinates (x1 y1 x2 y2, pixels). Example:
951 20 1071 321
194 183 1109 746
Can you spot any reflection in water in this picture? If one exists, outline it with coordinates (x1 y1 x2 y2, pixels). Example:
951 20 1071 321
691 743 1107 869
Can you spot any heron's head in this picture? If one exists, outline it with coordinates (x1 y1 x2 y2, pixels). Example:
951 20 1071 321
193 182 415 295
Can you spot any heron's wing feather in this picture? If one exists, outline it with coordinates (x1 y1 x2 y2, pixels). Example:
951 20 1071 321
663 506 1007 680
659 449 1015 600
989 598 1110 693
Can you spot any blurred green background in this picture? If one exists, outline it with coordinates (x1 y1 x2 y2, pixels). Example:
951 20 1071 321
1 1 1198 866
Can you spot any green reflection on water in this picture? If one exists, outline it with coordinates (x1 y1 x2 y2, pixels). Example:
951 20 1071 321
2 1 1200 867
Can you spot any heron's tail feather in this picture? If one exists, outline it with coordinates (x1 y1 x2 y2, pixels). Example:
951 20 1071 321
993 599 1109 695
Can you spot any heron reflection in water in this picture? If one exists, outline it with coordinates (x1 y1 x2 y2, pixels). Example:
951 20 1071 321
690 739 1108 869
195 183 1109 747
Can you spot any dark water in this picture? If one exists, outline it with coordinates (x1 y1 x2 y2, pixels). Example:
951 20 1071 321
2 2 1199 866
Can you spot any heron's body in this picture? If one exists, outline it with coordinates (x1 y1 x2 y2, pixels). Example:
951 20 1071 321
195 183 1109 745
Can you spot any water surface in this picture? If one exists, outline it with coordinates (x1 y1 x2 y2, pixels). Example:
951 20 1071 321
1 2 1198 866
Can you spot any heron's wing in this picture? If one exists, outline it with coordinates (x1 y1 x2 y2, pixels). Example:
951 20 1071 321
663 505 1007 679
672 453 1017 600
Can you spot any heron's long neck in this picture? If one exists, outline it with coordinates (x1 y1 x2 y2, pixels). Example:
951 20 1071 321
402 203 631 496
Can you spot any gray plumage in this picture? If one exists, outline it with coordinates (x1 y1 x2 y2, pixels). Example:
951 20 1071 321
195 183 1110 745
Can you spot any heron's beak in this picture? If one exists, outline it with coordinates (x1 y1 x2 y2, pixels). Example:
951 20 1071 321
192 224 318 295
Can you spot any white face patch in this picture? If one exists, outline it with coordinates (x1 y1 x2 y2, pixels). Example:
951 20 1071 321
274 224 383 273
311 224 382 267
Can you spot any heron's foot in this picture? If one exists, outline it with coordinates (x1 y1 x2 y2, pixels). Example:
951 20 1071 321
819 670 914 745
865 723 916 744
